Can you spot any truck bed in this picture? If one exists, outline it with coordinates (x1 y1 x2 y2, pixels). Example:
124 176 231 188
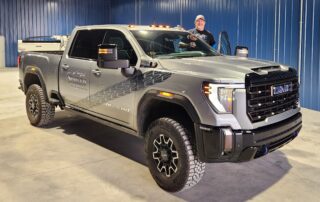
18 35 68 53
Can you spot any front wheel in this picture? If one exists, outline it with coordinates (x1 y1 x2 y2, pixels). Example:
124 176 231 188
145 117 205 192
25 84 55 126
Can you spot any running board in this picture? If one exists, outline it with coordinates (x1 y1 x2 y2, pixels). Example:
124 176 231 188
64 107 139 137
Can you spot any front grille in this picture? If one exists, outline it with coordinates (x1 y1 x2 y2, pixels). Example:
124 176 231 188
246 68 299 122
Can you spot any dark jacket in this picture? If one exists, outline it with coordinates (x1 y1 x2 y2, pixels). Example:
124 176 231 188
189 28 215 46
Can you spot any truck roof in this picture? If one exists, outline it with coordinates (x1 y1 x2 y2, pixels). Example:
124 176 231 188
74 24 187 32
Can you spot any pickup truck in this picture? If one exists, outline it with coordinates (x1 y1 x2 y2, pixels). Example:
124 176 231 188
18 24 302 192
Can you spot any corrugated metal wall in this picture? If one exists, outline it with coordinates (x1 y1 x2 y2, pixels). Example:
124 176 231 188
300 0 320 110
110 0 320 111
0 0 318 110
0 0 110 67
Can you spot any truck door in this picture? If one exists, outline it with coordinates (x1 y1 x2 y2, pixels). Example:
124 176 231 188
89 29 138 127
59 29 106 109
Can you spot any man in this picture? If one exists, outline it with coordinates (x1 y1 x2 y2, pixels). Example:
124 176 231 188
188 15 215 46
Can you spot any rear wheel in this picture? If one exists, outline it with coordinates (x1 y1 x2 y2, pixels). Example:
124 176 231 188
25 84 55 126
145 117 205 192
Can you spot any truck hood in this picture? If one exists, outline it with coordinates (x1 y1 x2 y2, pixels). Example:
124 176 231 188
157 56 281 83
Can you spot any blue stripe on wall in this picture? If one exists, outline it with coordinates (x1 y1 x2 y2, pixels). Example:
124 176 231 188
0 0 110 67
110 0 319 111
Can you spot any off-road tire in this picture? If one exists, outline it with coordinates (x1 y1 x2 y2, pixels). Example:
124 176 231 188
25 84 55 126
145 117 205 192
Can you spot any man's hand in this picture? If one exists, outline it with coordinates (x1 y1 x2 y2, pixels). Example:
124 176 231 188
187 34 198 41
179 41 197 49
190 42 196 48
179 42 189 48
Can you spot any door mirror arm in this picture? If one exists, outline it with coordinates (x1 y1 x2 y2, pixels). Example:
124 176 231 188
140 56 158 68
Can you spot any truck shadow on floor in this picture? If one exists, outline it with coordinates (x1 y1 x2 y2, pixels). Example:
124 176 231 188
47 110 292 202
46 110 147 165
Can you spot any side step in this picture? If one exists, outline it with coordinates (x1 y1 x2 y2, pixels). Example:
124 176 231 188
50 90 65 109
49 98 61 105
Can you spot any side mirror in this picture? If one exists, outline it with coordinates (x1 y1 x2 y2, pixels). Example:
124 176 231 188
97 44 130 69
235 46 249 58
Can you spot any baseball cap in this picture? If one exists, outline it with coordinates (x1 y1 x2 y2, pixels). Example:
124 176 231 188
195 15 206 22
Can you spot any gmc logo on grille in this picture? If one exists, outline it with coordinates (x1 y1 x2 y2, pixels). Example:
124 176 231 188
271 83 293 96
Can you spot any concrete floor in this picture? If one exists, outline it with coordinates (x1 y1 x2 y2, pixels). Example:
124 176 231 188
0 68 319 202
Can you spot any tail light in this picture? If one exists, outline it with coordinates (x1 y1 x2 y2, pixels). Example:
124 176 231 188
17 55 21 67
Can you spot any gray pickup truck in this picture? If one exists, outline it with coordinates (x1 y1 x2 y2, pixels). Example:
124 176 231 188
18 24 302 192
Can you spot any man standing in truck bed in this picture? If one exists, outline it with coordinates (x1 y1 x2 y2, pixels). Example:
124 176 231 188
189 14 215 46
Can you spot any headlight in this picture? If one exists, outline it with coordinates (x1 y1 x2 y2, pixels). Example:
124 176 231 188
203 83 244 113
218 87 234 113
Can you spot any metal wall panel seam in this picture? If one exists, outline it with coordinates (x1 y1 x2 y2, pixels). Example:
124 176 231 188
4 0 9 66
318 0 320 109
277 0 281 62
290 0 294 67
302 0 308 103
35 0 39 37
298 0 304 83
310 0 315 103
139 0 141 24
283 0 287 63
255 0 259 58
180 0 182 26
274 0 277 61
237 0 239 44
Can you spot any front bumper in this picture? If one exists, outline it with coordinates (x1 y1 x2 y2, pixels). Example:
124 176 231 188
195 112 302 163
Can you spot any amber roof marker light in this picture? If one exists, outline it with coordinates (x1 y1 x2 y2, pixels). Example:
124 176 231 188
149 24 171 29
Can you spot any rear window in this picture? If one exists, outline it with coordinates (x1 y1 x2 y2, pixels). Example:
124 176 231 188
69 30 106 60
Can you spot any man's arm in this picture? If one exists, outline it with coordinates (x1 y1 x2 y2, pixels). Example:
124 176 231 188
208 32 215 46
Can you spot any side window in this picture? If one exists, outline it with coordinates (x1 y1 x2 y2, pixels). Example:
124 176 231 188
69 29 106 60
103 30 138 66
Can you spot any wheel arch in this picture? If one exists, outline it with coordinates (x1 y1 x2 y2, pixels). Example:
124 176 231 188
23 66 49 101
137 90 201 139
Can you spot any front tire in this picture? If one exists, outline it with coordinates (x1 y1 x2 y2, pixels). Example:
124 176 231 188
145 117 205 192
25 84 55 126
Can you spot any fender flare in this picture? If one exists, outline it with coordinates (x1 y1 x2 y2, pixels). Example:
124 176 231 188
137 89 201 136
23 66 49 101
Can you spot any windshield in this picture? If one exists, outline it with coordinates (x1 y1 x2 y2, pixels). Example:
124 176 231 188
130 30 219 59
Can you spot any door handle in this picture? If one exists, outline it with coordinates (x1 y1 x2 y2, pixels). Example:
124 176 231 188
92 69 101 76
61 64 70 70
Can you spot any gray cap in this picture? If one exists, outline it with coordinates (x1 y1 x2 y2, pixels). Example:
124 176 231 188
195 15 206 22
